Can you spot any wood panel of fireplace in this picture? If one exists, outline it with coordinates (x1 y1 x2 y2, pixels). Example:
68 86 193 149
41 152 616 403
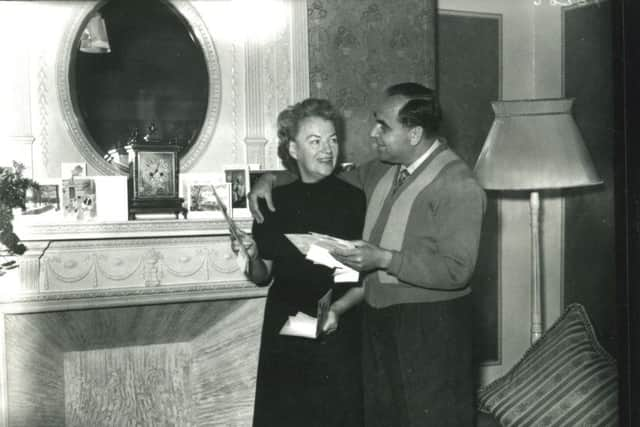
3 298 265 426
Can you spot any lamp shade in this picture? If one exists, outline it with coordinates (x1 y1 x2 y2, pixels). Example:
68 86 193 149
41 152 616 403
474 98 602 190
80 13 111 54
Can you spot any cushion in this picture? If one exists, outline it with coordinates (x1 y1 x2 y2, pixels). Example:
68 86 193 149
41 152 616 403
476 410 502 427
477 303 618 427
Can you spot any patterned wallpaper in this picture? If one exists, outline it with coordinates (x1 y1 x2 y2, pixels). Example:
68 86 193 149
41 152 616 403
307 0 436 163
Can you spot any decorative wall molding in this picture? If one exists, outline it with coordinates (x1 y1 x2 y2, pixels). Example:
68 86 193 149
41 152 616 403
243 0 309 169
56 1 222 175
263 43 277 169
36 53 49 168
291 0 310 102
231 42 240 163
244 40 268 167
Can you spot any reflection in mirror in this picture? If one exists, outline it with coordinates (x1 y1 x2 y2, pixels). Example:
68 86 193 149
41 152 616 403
73 0 209 169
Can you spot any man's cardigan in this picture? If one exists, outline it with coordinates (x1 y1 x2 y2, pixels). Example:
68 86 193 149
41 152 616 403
348 144 486 308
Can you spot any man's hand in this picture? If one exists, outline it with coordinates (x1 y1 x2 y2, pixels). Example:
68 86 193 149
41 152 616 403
331 240 392 273
248 173 278 223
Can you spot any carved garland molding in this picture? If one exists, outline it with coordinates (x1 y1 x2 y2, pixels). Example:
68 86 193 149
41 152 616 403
38 236 242 290
56 1 222 175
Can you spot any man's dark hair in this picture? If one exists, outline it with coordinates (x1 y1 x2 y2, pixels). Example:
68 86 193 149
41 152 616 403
385 82 441 136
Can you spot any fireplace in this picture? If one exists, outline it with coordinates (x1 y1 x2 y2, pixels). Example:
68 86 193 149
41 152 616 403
4 298 265 426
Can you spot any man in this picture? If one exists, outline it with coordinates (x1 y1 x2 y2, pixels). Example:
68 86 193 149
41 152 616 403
250 83 485 426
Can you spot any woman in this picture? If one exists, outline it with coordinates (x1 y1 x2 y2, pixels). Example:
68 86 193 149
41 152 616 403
234 98 366 427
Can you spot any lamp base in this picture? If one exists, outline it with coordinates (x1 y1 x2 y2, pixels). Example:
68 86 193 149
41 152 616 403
529 191 543 344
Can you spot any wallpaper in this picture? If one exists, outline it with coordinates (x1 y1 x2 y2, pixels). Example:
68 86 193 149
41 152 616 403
307 0 436 163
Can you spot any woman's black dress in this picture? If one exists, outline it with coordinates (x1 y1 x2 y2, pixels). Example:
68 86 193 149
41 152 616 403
251 176 366 427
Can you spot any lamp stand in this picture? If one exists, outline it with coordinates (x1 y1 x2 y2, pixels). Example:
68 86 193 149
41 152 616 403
529 191 543 343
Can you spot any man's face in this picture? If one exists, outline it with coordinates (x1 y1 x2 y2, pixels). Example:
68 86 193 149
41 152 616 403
369 95 413 165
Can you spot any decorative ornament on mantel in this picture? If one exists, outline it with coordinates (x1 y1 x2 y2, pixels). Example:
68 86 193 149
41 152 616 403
0 162 39 256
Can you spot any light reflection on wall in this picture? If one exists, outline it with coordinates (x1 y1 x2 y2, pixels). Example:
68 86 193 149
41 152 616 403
205 0 288 44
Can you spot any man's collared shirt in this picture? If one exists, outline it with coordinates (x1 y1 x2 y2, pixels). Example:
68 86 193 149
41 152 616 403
399 139 441 177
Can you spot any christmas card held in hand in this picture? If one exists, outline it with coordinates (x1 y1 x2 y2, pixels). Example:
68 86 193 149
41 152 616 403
279 289 332 339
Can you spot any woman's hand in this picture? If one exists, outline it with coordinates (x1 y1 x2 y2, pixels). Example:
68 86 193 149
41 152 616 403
230 229 258 260
229 229 273 286
322 308 339 335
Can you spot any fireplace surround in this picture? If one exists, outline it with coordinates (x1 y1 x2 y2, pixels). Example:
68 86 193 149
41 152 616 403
2 219 267 426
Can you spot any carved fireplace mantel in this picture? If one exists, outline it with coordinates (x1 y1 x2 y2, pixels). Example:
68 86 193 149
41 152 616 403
1 219 267 426
8 218 263 304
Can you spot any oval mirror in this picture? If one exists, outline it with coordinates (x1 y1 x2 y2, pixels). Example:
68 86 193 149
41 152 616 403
58 0 221 175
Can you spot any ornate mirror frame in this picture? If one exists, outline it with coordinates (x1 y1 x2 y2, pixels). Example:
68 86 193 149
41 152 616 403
56 0 222 176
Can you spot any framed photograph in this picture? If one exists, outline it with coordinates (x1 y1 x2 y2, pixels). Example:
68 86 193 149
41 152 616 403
61 162 87 179
62 177 97 221
187 181 231 219
179 172 223 199
223 164 251 217
22 179 61 216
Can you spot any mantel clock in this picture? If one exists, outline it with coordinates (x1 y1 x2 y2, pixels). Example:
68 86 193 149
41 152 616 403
127 144 185 219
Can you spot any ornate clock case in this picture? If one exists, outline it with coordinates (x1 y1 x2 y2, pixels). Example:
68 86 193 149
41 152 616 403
127 144 184 219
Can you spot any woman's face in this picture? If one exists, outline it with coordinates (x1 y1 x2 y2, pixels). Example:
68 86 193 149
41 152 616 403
289 116 339 183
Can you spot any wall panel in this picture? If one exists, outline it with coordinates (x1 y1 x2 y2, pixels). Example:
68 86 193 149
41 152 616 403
563 0 617 355
438 11 501 365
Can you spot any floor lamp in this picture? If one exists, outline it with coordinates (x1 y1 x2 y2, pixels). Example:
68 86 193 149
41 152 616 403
474 98 602 343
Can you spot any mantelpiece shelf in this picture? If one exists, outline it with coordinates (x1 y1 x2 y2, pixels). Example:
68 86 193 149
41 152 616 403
13 217 253 241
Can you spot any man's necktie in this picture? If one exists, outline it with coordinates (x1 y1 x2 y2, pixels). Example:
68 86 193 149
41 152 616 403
394 168 410 193
397 168 410 186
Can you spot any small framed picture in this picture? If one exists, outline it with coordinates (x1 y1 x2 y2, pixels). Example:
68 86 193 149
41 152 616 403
187 181 231 219
61 162 87 179
224 164 250 217
179 172 223 201
62 177 97 221
22 179 61 216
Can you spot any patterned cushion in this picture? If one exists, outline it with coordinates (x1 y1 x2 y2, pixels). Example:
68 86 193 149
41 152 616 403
477 303 618 427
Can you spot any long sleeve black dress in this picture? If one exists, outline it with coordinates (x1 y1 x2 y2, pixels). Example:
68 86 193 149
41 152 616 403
251 175 366 427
